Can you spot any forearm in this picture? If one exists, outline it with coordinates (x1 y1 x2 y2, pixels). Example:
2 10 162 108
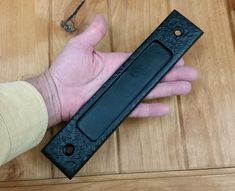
26 72 62 127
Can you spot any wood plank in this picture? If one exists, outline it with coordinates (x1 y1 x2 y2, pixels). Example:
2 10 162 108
0 0 52 180
1 167 235 187
1 168 235 190
50 0 119 177
169 0 235 169
110 0 186 173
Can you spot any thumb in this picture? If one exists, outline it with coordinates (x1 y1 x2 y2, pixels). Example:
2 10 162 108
72 15 107 49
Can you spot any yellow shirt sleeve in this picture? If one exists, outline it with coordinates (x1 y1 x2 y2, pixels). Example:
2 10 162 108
0 81 48 165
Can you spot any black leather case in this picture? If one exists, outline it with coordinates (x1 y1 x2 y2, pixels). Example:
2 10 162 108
42 10 203 179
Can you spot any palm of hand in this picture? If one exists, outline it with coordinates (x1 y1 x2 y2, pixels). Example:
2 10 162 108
49 15 197 122
50 43 129 121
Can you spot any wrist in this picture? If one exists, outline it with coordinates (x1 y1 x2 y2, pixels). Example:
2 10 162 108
25 72 62 127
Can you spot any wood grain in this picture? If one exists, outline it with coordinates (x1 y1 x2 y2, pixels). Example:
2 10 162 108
1 168 235 191
0 0 52 180
50 0 119 178
110 0 187 173
230 0 235 9
229 0 235 37
169 0 235 169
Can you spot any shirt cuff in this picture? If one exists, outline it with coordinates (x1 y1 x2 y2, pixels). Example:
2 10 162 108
0 81 48 165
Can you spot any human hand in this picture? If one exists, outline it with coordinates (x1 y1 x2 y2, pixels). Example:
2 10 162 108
28 15 197 127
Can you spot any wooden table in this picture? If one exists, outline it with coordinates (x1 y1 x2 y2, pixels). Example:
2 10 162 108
0 0 235 190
